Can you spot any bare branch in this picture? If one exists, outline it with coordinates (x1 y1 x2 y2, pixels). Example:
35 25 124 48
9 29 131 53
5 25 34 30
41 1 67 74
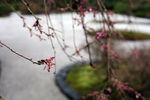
0 41 40 65
22 0 40 20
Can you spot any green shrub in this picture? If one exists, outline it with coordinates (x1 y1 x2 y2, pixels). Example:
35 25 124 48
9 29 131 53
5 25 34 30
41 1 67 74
0 4 12 16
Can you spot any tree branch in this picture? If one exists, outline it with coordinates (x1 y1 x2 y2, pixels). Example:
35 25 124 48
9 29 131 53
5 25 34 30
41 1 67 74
0 41 40 65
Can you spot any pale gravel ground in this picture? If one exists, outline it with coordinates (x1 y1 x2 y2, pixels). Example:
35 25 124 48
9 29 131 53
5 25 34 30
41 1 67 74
0 12 150 100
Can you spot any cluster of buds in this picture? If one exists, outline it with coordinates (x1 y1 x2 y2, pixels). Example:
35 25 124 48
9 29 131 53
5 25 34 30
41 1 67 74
37 57 55 72
100 44 109 53
32 20 43 33
110 51 118 59
111 78 134 92
94 32 108 40
84 7 92 14
20 16 46 41
99 94 110 100
83 89 111 100
82 91 99 100
135 93 146 100
100 44 109 50
111 78 146 99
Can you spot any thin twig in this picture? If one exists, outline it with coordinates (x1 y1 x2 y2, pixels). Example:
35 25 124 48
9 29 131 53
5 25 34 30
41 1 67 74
43 0 57 74
81 16 93 65
22 0 40 20
0 41 39 65
46 8 75 62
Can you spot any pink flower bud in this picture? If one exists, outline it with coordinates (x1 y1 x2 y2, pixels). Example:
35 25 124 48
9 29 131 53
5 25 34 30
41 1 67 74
136 93 141 99
43 66 46 70
30 33 33 37
93 91 99 95
89 8 92 12
0 45 4 47
101 45 105 49
47 66 50 72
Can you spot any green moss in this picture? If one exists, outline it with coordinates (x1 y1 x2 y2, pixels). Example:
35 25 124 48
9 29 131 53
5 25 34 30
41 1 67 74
118 30 150 40
66 64 106 95
89 29 150 40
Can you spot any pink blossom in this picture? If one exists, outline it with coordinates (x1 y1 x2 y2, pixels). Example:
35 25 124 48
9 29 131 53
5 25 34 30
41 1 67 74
45 33 51 37
100 44 109 53
51 63 56 66
111 51 118 59
111 78 134 92
107 87 112 93
101 44 105 49
136 93 141 99
93 91 99 95
46 57 55 62
22 17 26 27
101 32 108 38
43 66 46 70
0 45 4 47
47 66 50 72
30 33 33 37
89 8 92 12
32 20 43 30
47 63 51 67
94 32 108 40
41 57 55 72
94 32 101 40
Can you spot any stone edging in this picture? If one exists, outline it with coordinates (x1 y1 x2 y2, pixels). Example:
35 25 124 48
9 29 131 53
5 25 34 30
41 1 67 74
55 61 89 100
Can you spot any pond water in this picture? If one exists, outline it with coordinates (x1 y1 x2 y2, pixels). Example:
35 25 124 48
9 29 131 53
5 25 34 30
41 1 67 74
0 12 150 100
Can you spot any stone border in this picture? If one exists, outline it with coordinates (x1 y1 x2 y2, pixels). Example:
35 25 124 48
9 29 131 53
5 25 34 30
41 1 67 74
55 61 89 100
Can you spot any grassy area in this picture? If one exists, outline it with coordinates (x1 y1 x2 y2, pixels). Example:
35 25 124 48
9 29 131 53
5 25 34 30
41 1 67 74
89 30 150 40
66 64 107 96
118 30 150 40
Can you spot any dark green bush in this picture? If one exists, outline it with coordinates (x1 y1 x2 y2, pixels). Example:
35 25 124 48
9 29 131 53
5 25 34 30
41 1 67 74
0 4 12 16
